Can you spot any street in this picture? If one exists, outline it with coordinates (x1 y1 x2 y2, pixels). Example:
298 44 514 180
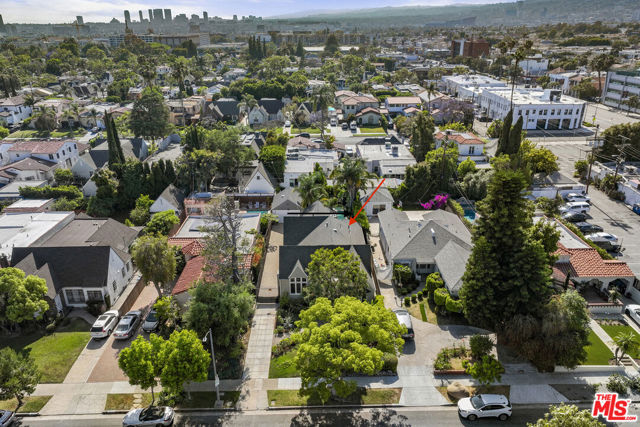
17 405 617 427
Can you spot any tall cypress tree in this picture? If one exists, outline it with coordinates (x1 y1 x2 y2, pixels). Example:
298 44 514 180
105 112 118 167
165 160 177 184
496 109 513 156
262 39 267 59
506 115 524 156
112 116 125 164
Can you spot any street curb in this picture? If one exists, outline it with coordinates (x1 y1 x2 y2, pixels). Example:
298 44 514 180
267 403 404 410
103 407 238 415
14 413 40 417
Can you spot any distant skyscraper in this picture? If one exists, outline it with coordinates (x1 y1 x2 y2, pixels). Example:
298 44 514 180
76 16 83 25
0 14 4 27
203 11 208 22
138 10 143 22
164 9 172 21
233 15 238 21
153 9 164 21
124 10 131 24
148 9 153 21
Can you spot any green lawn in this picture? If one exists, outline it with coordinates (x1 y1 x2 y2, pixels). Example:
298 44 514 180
267 387 402 407
269 350 300 378
8 129 87 139
1 319 91 383
105 393 154 410
291 127 330 135
0 395 52 413
358 126 386 133
437 385 510 404
407 300 467 326
584 329 614 365
105 391 240 410
600 324 640 359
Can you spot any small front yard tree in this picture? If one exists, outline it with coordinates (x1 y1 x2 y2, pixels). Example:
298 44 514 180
131 235 177 295
291 296 405 403
393 264 412 286
304 247 370 303
463 354 504 386
0 348 41 410
613 332 639 365
118 334 164 404
157 330 211 397
0 267 49 330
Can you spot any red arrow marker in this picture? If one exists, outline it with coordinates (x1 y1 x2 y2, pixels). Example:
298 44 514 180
349 178 386 226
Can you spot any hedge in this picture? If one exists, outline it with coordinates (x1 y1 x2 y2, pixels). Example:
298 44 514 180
445 296 463 313
434 288 449 306
382 353 398 372
19 184 82 200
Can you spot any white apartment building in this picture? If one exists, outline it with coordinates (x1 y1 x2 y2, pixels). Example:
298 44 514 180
519 54 549 76
478 88 586 131
441 74 507 101
602 70 640 113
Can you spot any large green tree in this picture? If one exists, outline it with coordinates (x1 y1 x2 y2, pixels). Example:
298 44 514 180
144 210 179 236
157 329 211 396
258 145 285 181
296 168 328 209
118 334 164 404
409 111 435 162
131 235 177 294
291 296 405 403
330 157 374 215
459 170 554 332
0 347 41 409
0 267 49 329
86 168 118 217
528 403 605 427
129 86 170 141
304 247 370 303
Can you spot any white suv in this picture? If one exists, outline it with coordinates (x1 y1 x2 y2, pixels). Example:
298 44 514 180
458 394 512 421
90 310 119 339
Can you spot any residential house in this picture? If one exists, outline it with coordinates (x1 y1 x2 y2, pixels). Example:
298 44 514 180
277 215 376 299
240 132 266 157
338 94 379 116
384 96 421 115
355 107 382 126
271 187 302 222
212 98 241 122
32 98 72 127
257 98 285 122
530 171 585 200
3 140 80 168
11 217 139 312
73 138 144 185
0 95 32 126
150 184 186 217
434 131 486 163
0 157 59 184
378 208 472 296
0 180 47 201
356 138 416 179
1 199 54 214
167 96 205 125
233 162 279 209
284 148 339 188
359 185 394 217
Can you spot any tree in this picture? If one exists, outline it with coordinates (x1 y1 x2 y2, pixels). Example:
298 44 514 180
296 168 328 209
459 170 555 332
330 157 374 215
613 332 639 365
507 115 524 156
54 168 74 185
153 296 179 335
105 112 125 167
118 334 164 404
157 330 211 396
201 127 252 178
469 335 494 359
304 247 370 303
129 86 170 142
175 149 221 192
129 194 154 226
520 140 559 175
144 210 179 236
0 348 41 409
292 296 405 402
0 126 9 139
131 235 177 294
463 355 504 386
296 39 305 57
528 403 605 427
87 168 118 217
258 145 285 181
324 34 340 56
409 112 435 162
311 85 334 140
496 109 513 156
183 125 204 152
33 107 57 133
487 119 503 139
590 54 616 98
573 78 599 100
457 157 477 179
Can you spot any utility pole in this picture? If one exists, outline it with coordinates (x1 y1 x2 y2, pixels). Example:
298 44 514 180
585 124 600 194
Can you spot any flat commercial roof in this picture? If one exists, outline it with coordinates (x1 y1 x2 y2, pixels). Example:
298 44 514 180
0 211 74 259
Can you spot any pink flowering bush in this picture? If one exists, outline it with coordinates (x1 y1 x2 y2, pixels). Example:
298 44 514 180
420 194 449 210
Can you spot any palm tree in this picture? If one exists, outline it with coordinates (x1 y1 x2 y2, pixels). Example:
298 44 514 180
590 54 616 101
238 94 258 115
425 82 437 113
296 171 328 209
613 332 639 365
312 85 334 140
622 95 640 116
89 108 98 129
330 157 375 215
33 106 57 133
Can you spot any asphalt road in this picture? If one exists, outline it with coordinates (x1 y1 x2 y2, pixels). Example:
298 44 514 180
16 405 591 427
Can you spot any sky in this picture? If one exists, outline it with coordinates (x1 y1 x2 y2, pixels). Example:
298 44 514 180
1 0 516 24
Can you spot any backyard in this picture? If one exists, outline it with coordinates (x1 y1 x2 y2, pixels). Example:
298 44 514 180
0 318 91 383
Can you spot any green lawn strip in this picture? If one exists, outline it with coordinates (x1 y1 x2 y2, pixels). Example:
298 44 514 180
176 391 240 408
1 318 91 383
359 126 386 133
105 393 154 410
291 127 330 135
0 395 52 413
269 349 300 378
584 329 614 365
267 387 402 407
437 385 510 404
419 304 428 322
355 133 387 137
600 325 640 358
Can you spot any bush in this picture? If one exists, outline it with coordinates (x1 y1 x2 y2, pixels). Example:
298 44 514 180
86 300 104 317
272 337 294 357
445 296 463 313
19 184 83 200
574 159 589 179
626 376 640 393
434 352 453 370
417 291 423 300
607 374 628 395
487 119 503 138
382 353 398 372
404 297 411 307
411 294 418 303
393 263 413 284
434 288 449 306
275 325 284 335
399 287 408 295
469 335 494 359
45 322 57 334
426 272 444 295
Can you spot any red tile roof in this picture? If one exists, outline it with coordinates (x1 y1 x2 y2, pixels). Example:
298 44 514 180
168 237 205 256
7 140 73 154
171 256 206 295
553 244 634 279
355 107 381 117
435 131 485 145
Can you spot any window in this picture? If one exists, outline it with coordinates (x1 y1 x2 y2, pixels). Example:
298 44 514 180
62 149 65 155
65 289 85 304
112 281 117 292
56 153 60 159
289 277 307 295
469 146 475 155
543 110 548 115
49 154 54 160
87 290 103 302
550 109 555 115
121 268 125 278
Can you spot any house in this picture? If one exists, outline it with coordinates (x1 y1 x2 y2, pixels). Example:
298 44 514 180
0 180 47 201
3 140 80 168
240 132 266 157
167 96 205 125
171 255 206 306
288 135 322 150
384 96 421 115
530 171 585 200
73 138 146 182
378 208 472 296
0 211 74 262
338 94 379 116
150 184 186 217
11 217 139 312
356 139 416 179
1 198 54 214
257 98 285 122
284 148 339 188
360 186 394 217
212 98 240 122
355 107 382 126
247 105 270 126
277 215 376 299
271 187 303 222
0 95 32 126
232 162 279 209
32 98 72 126
434 131 486 163
0 157 59 184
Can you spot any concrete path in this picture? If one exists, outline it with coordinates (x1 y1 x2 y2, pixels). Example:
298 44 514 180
257 224 282 301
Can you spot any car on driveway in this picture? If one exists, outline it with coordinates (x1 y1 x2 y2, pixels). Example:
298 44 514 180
113 310 142 340
575 222 604 234
393 309 414 340
90 310 120 339
564 192 591 204
625 305 640 326
561 212 587 223
585 232 620 251
142 309 159 333
458 394 512 421
123 406 174 426
341 122 348 130
0 410 15 427
559 201 590 214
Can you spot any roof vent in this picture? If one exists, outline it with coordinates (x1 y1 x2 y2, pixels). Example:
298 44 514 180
333 228 337 232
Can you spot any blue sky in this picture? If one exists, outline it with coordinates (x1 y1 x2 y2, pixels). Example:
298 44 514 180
2 0 515 24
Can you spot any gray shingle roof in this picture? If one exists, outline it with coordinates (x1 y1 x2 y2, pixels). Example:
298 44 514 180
303 201 336 214
157 184 185 210
271 187 302 211
434 240 471 297
283 215 364 246
237 162 278 193
360 186 394 204
279 244 373 282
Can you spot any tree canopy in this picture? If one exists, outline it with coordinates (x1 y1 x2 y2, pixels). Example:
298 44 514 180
0 267 49 328
304 247 370 303
129 86 170 141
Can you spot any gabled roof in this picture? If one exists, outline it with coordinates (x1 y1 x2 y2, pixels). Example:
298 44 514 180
258 98 284 115
303 201 336 214
157 184 185 209
271 187 302 211
7 140 74 154
355 107 381 117
279 244 373 282
168 237 205 256
434 240 471 296
237 162 279 193
214 98 240 117
172 255 206 295
283 215 365 246
0 95 26 107
360 186 394 204
0 157 57 175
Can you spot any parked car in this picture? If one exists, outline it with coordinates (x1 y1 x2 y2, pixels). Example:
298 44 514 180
575 222 603 234
0 410 15 427
142 309 159 333
341 122 348 130
284 120 291 127
123 406 174 427
561 211 587 223
393 309 414 340
113 310 142 340
90 126 100 133
625 304 640 326
564 192 591 204
559 201 590 215
312 138 324 144
633 204 640 215
298 132 310 139
90 310 120 339
330 118 338 126
458 394 512 421
585 232 620 252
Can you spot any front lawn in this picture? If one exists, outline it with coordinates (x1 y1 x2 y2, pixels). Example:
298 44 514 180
0 318 91 383
0 395 52 413
584 329 613 365
292 127 330 135
105 393 154 410
8 129 87 139
600 324 640 359
437 385 510 404
358 126 386 133
406 300 467 326
267 387 402 407
269 349 300 378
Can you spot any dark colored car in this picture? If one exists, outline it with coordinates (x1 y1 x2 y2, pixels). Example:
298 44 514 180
298 132 311 139
341 123 348 130
113 310 142 340
575 222 603 234
561 212 587 223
